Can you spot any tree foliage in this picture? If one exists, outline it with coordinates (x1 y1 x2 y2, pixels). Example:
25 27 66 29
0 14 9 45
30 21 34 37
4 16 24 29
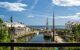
0 18 10 50
0 18 3 23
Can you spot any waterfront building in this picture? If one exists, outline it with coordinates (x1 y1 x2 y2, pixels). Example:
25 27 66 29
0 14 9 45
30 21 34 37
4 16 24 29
4 22 31 35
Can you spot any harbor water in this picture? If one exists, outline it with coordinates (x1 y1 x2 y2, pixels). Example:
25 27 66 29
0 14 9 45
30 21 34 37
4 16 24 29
29 33 52 42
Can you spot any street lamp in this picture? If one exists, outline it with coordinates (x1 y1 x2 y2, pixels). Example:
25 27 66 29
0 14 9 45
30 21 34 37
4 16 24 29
10 16 14 50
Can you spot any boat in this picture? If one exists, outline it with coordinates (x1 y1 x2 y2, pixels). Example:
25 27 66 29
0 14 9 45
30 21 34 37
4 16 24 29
43 31 52 39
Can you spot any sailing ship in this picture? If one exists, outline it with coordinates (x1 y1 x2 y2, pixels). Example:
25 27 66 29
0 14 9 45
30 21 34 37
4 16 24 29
43 17 51 38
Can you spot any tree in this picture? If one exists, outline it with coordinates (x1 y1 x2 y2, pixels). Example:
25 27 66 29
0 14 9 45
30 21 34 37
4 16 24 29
0 18 3 23
0 18 10 50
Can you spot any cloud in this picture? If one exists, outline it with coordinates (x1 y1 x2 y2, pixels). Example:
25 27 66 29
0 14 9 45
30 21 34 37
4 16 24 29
55 16 77 19
76 12 80 15
55 12 80 20
0 15 4 18
52 0 80 6
30 0 39 9
27 15 34 18
0 2 27 11
47 12 80 20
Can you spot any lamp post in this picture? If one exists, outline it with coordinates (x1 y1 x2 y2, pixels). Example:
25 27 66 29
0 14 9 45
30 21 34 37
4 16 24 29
10 16 14 50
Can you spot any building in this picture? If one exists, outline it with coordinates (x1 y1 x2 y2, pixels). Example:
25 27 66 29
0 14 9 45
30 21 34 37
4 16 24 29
4 22 31 35
4 22 25 27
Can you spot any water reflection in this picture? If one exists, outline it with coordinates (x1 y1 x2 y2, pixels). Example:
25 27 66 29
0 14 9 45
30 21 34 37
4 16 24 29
43 36 51 42
26 34 35 42
29 33 51 42
17 33 52 42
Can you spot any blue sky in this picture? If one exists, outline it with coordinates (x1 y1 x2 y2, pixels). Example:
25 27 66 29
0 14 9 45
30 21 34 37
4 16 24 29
0 0 80 26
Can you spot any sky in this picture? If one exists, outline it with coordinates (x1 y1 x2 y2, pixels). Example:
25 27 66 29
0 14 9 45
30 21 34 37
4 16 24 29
0 0 80 26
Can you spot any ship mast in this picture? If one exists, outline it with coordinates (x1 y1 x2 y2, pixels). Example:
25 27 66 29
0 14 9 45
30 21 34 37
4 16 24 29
53 12 55 42
46 17 48 30
10 16 13 27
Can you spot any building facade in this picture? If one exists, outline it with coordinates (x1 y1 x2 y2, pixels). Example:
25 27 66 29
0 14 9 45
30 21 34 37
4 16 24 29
5 22 31 35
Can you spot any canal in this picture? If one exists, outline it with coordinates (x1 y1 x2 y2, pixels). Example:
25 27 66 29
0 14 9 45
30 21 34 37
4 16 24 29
29 33 52 42
17 33 64 50
17 33 52 42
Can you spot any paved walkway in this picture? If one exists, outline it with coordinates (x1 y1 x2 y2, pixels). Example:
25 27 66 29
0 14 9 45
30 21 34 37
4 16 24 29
54 36 65 43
